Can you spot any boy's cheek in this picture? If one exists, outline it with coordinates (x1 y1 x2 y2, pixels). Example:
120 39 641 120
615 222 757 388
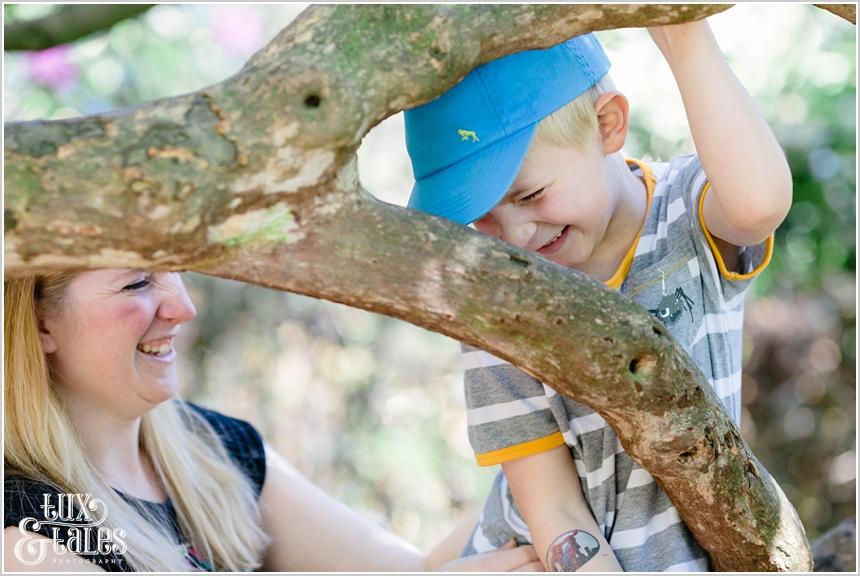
473 219 500 238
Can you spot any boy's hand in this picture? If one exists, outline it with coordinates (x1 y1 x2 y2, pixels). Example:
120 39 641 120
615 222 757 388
647 20 709 62
646 23 672 55
647 17 792 254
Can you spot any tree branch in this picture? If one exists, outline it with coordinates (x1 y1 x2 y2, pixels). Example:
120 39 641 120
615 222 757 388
814 4 857 24
4 4 155 51
195 187 811 572
4 5 815 571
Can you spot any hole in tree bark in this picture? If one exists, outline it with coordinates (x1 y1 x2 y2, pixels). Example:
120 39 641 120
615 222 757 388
678 447 697 463
628 354 656 376
304 94 322 108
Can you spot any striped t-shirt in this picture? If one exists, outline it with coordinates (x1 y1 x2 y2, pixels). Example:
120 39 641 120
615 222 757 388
460 155 773 571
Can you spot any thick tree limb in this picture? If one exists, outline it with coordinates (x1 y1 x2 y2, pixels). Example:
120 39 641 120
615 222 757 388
4 4 155 52
4 4 816 571
815 4 857 24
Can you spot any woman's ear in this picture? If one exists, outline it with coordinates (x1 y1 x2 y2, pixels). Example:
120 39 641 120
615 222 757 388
594 91 630 155
38 320 58 354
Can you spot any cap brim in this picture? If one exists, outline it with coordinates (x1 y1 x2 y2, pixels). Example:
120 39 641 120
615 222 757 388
407 124 537 225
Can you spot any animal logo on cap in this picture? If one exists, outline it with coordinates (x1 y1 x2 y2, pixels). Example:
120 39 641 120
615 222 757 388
457 128 479 142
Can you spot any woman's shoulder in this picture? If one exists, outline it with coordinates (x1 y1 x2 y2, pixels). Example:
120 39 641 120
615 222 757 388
4 473 130 571
179 401 268 497
4 474 62 527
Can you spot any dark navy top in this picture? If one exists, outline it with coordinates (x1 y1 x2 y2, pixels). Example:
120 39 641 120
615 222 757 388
4 402 267 571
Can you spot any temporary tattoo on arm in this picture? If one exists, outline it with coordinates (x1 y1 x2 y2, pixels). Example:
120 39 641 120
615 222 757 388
546 529 600 571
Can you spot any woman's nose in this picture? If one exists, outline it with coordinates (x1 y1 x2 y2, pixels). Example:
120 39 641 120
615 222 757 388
157 273 197 324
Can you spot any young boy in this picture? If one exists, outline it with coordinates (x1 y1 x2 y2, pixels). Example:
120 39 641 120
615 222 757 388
403 22 792 572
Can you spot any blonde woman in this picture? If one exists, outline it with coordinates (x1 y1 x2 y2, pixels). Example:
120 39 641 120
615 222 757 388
4 270 540 572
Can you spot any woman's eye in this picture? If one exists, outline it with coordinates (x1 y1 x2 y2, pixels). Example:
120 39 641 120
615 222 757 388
516 188 545 205
123 277 152 291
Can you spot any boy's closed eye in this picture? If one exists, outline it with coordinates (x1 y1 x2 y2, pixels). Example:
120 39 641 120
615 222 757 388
513 187 546 205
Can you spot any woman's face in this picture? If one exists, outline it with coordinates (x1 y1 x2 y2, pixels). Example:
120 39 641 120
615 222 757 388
40 269 197 417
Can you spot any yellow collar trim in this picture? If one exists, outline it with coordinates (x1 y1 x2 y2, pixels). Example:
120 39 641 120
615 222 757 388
603 158 655 290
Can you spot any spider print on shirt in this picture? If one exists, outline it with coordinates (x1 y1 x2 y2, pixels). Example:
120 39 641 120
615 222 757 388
648 269 695 325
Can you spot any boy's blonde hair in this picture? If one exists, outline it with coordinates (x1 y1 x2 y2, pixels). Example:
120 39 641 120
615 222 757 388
4 274 270 571
534 74 617 150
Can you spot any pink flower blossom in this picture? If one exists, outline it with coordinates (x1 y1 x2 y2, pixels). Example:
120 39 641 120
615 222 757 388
26 45 78 91
209 6 264 58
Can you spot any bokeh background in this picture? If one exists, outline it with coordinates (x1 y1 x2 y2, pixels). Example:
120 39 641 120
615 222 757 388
4 3 856 551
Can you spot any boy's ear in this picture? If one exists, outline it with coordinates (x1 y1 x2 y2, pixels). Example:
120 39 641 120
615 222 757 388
594 91 630 155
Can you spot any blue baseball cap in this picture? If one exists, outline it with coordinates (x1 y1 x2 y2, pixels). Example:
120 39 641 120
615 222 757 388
405 33 610 225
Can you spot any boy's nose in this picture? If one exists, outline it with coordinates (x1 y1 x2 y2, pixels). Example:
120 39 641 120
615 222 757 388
157 273 197 324
475 210 537 250
496 212 537 250
506 222 538 250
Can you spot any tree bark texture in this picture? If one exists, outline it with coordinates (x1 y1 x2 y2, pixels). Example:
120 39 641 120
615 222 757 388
814 4 857 24
6 4 850 571
4 5 156 52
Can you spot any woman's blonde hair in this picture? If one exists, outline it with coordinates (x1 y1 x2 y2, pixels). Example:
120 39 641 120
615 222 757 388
4 274 270 571
534 74 617 150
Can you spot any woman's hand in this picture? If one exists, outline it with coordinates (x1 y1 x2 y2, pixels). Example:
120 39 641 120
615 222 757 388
259 445 541 572
437 539 542 572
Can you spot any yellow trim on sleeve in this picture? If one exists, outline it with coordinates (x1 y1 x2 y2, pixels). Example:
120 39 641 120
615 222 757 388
474 432 566 467
603 158 656 290
697 181 774 280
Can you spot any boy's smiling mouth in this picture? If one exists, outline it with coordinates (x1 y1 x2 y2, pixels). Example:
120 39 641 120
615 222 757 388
538 225 570 254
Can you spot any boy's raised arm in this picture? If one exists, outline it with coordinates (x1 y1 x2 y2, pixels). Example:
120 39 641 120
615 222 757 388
649 20 793 250
503 446 623 572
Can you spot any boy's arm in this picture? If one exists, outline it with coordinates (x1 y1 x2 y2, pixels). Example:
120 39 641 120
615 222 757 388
649 21 792 251
503 445 623 572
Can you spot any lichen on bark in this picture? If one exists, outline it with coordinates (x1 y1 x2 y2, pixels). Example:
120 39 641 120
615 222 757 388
5 4 844 571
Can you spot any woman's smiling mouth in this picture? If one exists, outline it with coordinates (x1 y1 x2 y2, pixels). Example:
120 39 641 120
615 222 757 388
136 336 175 359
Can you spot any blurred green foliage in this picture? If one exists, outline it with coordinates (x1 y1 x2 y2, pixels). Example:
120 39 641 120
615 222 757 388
4 3 854 548
623 13 856 293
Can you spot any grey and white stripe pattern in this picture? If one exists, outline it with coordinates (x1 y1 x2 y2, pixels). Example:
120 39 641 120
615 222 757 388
461 155 771 571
